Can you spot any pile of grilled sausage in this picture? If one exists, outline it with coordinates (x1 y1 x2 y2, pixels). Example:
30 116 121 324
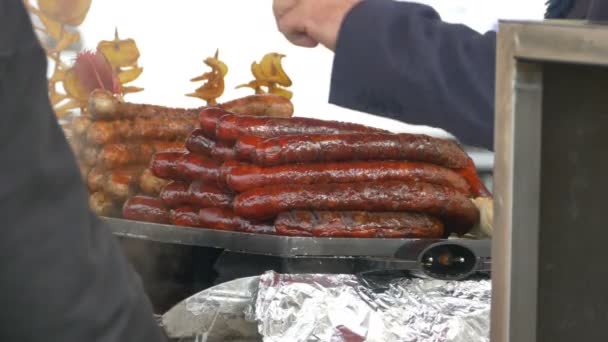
122 103 492 239
65 89 293 217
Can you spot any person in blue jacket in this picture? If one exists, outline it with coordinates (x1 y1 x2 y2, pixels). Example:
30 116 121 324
273 0 601 150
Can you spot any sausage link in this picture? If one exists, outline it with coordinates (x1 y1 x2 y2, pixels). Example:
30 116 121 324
171 206 203 227
185 128 236 161
105 166 146 199
159 181 191 208
123 196 170 224
235 133 469 169
89 192 119 217
71 115 92 137
216 114 386 143
99 141 185 169
233 180 479 235
139 169 169 195
88 166 145 198
189 181 233 207
219 94 294 118
198 207 275 234
86 116 197 145
275 211 444 238
199 107 230 139
81 146 99 166
185 129 215 155
88 89 200 120
224 161 471 195
456 158 492 197
175 153 221 183
150 151 186 179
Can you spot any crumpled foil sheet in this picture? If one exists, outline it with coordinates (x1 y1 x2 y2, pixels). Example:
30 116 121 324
254 271 491 342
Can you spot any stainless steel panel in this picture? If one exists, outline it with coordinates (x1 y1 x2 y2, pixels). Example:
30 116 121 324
492 20 608 342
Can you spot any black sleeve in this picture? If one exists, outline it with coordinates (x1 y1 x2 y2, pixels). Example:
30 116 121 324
0 1 166 341
329 0 496 150
587 0 608 21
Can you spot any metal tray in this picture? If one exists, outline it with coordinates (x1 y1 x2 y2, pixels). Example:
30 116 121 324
104 217 491 280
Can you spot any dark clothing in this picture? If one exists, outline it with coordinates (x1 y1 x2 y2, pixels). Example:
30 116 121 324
329 0 604 150
0 1 166 341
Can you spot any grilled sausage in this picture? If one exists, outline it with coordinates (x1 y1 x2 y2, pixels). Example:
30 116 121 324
98 141 185 169
189 181 233 207
171 206 203 227
150 151 186 179
174 153 221 183
215 114 387 143
88 89 199 120
86 116 197 145
234 133 470 169
185 128 236 161
123 196 170 224
139 169 169 195
223 161 471 195
234 180 479 235
89 192 119 217
199 107 230 139
198 207 275 234
456 158 492 197
185 129 215 155
105 166 146 199
275 211 444 238
219 94 294 118
159 181 191 208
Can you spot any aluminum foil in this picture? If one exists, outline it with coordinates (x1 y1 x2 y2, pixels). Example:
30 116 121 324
254 271 491 342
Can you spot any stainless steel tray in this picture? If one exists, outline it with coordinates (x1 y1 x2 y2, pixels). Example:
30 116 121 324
103 217 491 280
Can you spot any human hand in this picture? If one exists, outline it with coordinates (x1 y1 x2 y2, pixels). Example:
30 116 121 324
273 0 363 51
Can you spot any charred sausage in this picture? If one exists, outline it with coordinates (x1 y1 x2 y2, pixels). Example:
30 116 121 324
171 206 203 227
275 211 444 238
234 180 479 235
219 94 294 118
224 161 471 195
215 114 386 143
234 133 470 169
123 196 170 224
88 89 199 120
198 207 275 234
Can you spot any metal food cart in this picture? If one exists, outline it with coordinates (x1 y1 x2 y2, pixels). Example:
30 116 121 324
102 19 608 342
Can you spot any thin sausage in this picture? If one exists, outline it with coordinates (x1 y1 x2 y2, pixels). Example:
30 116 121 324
198 207 275 234
86 116 197 145
88 166 145 199
88 89 199 120
274 211 444 238
215 114 387 143
219 94 294 118
123 196 170 224
105 166 146 199
234 180 479 235
89 192 119 217
224 161 471 195
235 133 470 169
99 141 185 169
139 169 169 195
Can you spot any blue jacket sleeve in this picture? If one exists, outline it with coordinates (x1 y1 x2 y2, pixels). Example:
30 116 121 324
329 0 496 150
0 1 166 341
